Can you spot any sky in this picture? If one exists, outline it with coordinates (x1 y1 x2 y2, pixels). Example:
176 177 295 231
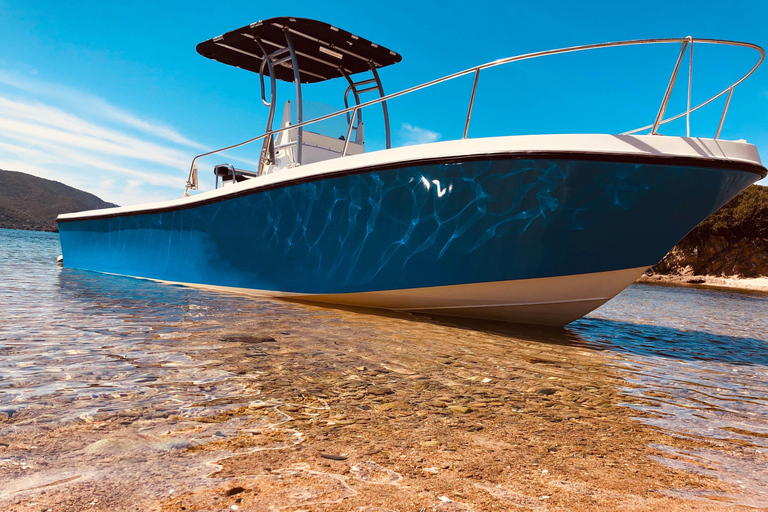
0 0 766 206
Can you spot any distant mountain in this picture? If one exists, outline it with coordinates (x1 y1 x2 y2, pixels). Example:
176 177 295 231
0 169 118 233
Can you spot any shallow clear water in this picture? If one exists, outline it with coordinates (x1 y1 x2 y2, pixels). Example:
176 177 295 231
576 285 768 447
2 227 768 507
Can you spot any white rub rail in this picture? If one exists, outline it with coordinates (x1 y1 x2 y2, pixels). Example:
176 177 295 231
185 37 765 195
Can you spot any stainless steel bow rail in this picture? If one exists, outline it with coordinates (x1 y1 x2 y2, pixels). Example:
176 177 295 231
185 37 764 195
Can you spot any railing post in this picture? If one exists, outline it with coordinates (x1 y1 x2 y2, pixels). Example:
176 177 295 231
715 87 734 139
652 37 691 135
686 41 693 137
463 69 480 139
342 108 357 156
184 161 198 197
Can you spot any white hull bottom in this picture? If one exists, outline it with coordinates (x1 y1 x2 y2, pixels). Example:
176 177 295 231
135 266 649 327
307 266 649 326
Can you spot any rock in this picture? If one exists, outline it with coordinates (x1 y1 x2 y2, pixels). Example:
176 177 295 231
84 434 189 454
447 406 471 414
536 388 558 396
350 461 403 484
321 453 348 460
377 401 411 412
220 335 276 343
368 387 394 396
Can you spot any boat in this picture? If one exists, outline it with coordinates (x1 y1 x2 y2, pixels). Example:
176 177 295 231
57 18 767 326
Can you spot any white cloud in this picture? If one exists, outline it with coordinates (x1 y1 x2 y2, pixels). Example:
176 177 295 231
398 122 440 146
95 101 207 150
0 139 181 188
0 72 205 150
0 105 191 169
0 72 214 206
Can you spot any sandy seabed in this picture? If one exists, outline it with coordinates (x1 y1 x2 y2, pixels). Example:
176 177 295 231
2 295 766 512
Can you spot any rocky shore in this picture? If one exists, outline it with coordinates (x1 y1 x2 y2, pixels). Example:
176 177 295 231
642 184 767 290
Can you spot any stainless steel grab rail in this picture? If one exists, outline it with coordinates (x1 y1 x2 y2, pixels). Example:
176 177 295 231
185 37 764 195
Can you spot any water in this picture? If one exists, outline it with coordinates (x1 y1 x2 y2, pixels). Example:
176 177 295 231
1 227 767 511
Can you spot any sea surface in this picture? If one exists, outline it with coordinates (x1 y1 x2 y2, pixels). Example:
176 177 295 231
2 227 768 509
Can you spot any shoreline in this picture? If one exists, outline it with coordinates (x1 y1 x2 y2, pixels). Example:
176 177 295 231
637 273 768 293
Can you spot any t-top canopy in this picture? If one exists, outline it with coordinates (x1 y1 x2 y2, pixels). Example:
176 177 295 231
196 17 402 84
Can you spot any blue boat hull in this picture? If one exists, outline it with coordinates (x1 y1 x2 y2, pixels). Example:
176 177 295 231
58 156 760 324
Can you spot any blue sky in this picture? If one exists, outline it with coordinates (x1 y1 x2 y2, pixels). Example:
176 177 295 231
0 0 766 205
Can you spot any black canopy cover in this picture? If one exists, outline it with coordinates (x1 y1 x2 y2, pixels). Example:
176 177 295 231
196 17 402 84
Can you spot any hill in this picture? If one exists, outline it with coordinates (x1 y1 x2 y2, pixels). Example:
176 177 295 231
0 169 118 232
648 184 768 278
